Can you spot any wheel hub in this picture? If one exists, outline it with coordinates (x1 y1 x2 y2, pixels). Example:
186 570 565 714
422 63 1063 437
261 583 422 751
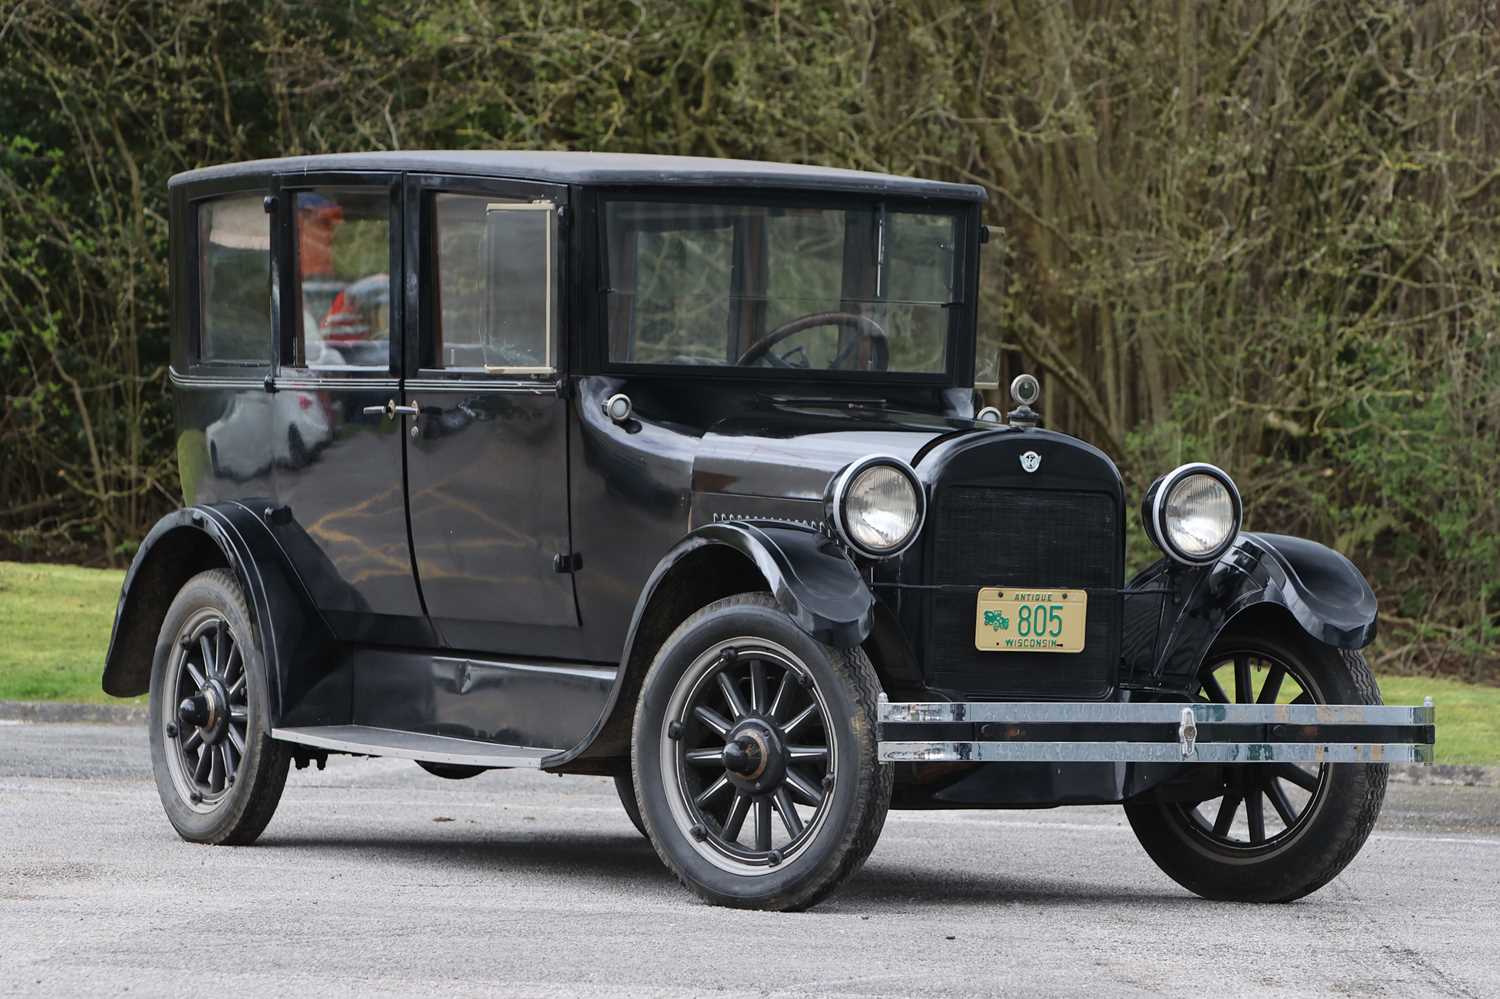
178 678 229 744
722 719 785 793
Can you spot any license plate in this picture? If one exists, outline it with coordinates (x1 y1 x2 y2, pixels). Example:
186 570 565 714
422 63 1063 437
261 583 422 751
974 587 1087 653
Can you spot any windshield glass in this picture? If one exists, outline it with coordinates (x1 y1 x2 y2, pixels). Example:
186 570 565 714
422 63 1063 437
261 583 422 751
604 200 961 374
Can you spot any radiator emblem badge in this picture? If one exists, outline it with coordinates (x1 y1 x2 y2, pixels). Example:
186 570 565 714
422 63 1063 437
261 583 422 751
1019 450 1042 473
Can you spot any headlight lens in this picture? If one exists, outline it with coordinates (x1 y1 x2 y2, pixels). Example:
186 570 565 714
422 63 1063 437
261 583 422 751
1148 463 1241 563
830 458 925 558
1163 474 1236 558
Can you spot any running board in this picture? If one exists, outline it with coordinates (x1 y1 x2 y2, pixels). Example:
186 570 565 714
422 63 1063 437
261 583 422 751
272 725 551 769
877 696 1436 765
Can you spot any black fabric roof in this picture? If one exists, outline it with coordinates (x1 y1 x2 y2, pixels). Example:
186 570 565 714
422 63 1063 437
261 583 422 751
170 151 987 201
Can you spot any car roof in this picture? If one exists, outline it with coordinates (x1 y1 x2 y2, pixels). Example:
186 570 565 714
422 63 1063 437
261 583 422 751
170 151 987 202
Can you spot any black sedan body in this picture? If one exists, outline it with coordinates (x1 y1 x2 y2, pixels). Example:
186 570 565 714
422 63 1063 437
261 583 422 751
101 152 1430 909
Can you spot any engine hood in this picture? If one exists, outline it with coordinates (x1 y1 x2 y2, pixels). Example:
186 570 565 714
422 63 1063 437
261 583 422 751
692 402 996 503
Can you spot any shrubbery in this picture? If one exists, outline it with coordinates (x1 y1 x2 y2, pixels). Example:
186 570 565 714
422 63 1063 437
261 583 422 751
1 1 1494 675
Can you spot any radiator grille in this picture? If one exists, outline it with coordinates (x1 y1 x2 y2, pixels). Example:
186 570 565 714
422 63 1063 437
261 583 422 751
926 487 1120 698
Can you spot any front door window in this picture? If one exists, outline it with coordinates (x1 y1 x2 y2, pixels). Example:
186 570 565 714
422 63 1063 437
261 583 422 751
428 194 557 374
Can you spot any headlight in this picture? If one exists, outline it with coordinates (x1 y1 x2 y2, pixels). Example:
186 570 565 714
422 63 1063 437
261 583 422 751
1143 463 1242 564
828 456 925 559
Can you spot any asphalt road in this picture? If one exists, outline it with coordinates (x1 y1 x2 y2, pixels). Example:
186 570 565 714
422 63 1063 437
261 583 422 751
2 723 1497 998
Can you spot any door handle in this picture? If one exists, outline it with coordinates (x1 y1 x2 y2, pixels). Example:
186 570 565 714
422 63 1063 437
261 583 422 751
362 398 420 420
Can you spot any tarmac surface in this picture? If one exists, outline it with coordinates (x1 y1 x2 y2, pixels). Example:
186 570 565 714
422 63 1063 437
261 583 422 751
2 721 1497 998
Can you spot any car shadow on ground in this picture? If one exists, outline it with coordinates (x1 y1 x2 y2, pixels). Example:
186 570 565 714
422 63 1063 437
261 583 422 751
255 827 1192 910
259 829 671 883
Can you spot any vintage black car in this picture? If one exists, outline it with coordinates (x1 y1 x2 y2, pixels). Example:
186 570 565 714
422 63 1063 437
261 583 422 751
103 152 1433 910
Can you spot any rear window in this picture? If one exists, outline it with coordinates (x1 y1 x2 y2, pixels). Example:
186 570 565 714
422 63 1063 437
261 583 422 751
197 193 271 364
292 189 393 370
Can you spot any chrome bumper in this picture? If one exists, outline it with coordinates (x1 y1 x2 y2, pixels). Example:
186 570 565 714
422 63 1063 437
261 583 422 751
877 696 1436 765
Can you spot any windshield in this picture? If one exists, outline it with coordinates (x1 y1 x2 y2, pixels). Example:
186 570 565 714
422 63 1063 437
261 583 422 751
604 200 961 374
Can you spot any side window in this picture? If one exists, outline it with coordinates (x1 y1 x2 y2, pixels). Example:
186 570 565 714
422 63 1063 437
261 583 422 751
428 194 556 373
197 193 271 364
292 189 392 370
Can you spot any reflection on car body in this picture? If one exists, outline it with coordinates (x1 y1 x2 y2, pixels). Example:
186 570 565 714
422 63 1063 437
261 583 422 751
206 389 333 479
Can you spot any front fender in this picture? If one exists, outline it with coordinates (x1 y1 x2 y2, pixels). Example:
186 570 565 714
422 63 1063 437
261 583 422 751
1130 532 1378 690
542 522 874 773
636 522 875 649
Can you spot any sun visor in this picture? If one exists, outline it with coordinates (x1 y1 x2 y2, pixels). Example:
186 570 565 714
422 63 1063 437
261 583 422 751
206 196 269 251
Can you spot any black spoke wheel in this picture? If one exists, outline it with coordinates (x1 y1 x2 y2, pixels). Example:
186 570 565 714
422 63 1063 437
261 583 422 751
1124 627 1388 902
149 568 290 845
662 639 836 871
632 593 891 911
163 607 250 808
1175 650 1328 852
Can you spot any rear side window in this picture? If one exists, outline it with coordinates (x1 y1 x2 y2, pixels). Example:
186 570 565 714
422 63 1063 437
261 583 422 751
197 193 271 364
427 194 556 373
292 189 393 370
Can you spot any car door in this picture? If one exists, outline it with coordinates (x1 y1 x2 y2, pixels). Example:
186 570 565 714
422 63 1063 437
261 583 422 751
267 172 432 646
401 173 580 656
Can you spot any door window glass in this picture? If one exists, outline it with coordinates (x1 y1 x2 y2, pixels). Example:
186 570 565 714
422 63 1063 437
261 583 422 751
293 189 392 370
428 193 556 373
197 193 271 364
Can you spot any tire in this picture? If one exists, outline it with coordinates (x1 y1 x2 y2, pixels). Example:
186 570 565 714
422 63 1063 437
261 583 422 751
1124 628 1388 903
613 770 649 838
148 568 291 845
631 592 892 911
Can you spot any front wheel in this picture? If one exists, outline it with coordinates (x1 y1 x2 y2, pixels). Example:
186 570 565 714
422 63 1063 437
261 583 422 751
631 593 891 910
1124 629 1387 902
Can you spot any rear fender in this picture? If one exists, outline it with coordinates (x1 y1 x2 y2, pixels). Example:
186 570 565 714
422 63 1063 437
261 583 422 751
1132 532 1378 690
101 503 334 723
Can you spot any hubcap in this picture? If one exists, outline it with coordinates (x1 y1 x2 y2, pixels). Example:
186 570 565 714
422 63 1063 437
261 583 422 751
1176 650 1330 851
660 638 836 876
162 608 250 812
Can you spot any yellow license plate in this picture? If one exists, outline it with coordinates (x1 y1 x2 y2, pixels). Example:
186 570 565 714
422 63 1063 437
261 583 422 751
974 587 1087 653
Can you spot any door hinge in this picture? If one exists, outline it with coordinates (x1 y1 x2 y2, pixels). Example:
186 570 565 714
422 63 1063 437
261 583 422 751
553 552 583 574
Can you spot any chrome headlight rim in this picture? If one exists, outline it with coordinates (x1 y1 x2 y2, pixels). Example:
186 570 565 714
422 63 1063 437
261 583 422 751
1146 462 1243 565
827 455 926 560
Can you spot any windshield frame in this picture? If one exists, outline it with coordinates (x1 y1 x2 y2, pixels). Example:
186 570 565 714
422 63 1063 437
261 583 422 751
588 187 979 387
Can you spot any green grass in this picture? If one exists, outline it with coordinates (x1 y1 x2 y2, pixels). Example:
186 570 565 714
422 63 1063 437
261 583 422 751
1379 676 1499 766
0 561 1495 761
0 561 133 705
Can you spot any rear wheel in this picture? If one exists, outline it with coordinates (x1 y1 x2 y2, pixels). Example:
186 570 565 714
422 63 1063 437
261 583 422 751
148 569 290 845
632 593 891 910
1124 628 1387 902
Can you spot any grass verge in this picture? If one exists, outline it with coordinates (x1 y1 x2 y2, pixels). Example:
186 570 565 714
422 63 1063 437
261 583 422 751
0 561 1495 761
0 561 133 705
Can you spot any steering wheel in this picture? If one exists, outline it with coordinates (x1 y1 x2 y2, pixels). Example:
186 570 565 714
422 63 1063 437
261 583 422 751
734 311 889 371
